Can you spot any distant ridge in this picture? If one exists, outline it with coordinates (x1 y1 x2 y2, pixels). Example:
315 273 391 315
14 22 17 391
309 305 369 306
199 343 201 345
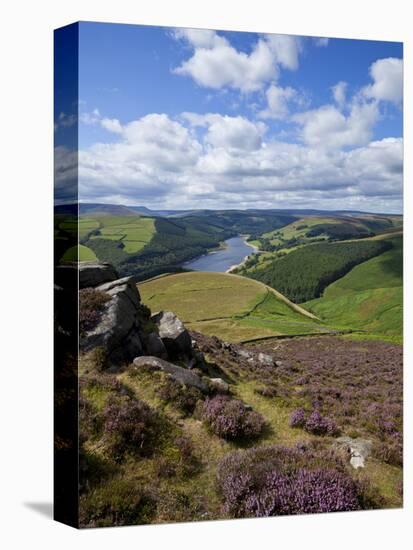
55 203 143 216
54 202 403 218
79 203 139 216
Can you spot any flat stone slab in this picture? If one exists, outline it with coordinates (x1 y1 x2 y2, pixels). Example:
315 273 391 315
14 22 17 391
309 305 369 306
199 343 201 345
133 356 209 393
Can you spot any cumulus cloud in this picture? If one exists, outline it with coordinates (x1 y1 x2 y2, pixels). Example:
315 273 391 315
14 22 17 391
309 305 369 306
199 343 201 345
362 57 403 105
182 113 266 151
293 100 379 149
100 117 123 134
78 110 402 212
172 29 301 92
344 138 403 196
258 84 298 119
265 34 302 70
172 28 222 49
331 81 347 109
79 108 101 126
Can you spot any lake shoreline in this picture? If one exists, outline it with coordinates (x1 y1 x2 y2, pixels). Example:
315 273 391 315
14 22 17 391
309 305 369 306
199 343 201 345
184 235 258 273
226 238 259 273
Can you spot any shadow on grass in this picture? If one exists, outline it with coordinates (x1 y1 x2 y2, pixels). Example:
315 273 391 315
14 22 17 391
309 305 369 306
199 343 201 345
227 422 276 450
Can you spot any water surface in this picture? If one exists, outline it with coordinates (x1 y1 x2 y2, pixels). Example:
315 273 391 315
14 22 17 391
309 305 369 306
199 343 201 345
184 236 257 272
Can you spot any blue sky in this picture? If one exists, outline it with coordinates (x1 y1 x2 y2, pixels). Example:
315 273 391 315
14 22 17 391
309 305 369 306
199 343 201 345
55 22 403 212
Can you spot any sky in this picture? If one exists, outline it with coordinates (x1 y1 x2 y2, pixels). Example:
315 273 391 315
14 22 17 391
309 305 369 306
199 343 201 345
55 22 403 213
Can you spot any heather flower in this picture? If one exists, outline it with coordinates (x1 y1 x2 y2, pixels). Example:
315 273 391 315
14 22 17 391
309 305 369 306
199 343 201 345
255 469 360 516
79 288 110 335
289 408 306 428
305 410 338 436
217 445 360 518
202 395 265 440
103 395 157 459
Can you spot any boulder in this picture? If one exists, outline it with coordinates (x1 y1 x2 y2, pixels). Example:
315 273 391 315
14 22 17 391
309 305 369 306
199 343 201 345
79 262 119 289
186 350 206 370
152 311 192 356
335 437 373 469
208 377 230 394
132 356 209 393
144 332 168 359
237 349 254 360
97 276 140 307
258 352 274 367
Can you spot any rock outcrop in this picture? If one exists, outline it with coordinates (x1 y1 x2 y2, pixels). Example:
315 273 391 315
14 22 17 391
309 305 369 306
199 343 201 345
77 262 202 367
79 262 119 289
80 275 144 363
143 332 168 359
132 356 209 393
151 311 192 356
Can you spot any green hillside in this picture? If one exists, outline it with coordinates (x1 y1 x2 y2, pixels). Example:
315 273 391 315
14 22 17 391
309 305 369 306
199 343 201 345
139 272 331 343
251 214 400 254
304 236 403 342
80 210 296 280
60 244 98 262
243 239 391 303
89 216 156 253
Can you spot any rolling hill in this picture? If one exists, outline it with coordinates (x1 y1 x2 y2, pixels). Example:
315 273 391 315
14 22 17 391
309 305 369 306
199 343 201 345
303 235 403 342
54 205 403 344
248 214 401 253
243 239 392 303
139 271 333 343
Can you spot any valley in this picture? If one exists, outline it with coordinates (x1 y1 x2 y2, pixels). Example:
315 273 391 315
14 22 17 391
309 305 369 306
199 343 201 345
56 203 403 343
69 205 403 526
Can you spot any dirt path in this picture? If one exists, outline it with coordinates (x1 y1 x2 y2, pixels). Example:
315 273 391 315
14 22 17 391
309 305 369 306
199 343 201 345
227 273 320 321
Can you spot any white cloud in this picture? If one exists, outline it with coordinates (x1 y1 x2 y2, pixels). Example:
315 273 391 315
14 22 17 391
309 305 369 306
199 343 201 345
172 29 301 92
259 84 298 119
331 81 347 109
172 28 223 49
293 100 379 149
362 57 403 105
344 138 403 196
100 117 123 134
78 110 402 212
79 108 101 125
79 113 201 204
183 113 266 151
265 34 302 70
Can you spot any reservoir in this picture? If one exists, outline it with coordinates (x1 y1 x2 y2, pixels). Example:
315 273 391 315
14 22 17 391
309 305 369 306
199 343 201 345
184 236 257 273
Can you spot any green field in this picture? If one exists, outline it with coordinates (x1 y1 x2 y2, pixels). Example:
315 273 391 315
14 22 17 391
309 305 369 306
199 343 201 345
89 216 156 254
251 214 401 257
78 218 100 238
304 236 403 342
139 272 331 342
262 216 336 245
60 244 98 262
